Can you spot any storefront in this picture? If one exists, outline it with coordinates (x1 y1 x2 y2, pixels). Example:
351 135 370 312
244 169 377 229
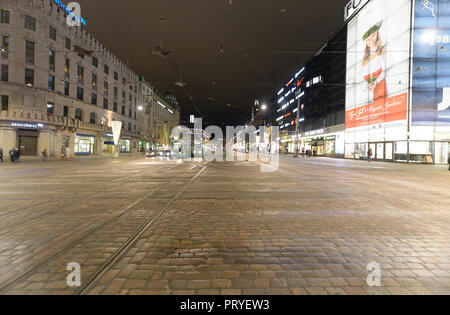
0 121 46 156
344 0 450 164
119 139 131 153
102 133 115 154
17 129 39 156
74 134 96 155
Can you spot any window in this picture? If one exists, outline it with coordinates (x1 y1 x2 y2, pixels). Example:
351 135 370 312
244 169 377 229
129 108 132 118
114 86 118 99
25 15 36 31
121 106 125 115
1 36 9 59
114 72 118 81
77 66 84 83
91 93 97 105
48 75 55 91
0 64 8 82
89 112 96 124
92 74 97 90
63 106 68 117
113 102 118 112
49 50 55 71
47 102 54 116
64 58 70 78
64 81 70 96
49 26 56 41
104 64 109 75
103 98 108 109
1 9 10 24
75 108 82 121
92 56 98 67
78 52 84 59
1 95 8 111
65 37 71 50
25 41 35 65
77 87 84 101
104 81 108 96
25 68 34 86
128 122 132 131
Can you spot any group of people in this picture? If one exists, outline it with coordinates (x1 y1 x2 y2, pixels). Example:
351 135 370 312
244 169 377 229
0 147 68 163
299 148 317 157
0 148 21 163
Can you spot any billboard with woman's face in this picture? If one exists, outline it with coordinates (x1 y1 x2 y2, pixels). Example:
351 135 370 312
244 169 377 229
412 0 450 126
345 0 411 130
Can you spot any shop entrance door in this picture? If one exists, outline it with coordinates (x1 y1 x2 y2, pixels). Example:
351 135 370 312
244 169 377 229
385 142 394 160
369 143 376 160
434 142 449 164
19 136 37 156
376 143 384 160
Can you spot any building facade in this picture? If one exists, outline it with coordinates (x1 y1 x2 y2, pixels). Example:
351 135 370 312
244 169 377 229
0 0 140 157
344 0 450 164
138 77 180 151
274 24 347 157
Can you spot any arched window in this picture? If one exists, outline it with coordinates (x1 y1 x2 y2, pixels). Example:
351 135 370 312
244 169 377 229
75 108 82 121
89 112 96 124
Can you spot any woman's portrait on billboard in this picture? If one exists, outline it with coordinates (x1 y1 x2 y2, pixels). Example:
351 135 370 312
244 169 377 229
362 21 387 102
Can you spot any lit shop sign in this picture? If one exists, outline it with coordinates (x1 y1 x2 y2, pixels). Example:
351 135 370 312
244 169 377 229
53 0 87 26
305 129 325 137
295 67 305 78
11 122 44 128
344 0 369 21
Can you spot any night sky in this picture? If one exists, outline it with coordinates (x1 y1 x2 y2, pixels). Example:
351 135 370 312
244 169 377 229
77 0 349 126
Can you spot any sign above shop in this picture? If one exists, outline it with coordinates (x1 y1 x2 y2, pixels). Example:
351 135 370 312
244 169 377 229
11 122 44 129
305 129 325 137
344 0 369 21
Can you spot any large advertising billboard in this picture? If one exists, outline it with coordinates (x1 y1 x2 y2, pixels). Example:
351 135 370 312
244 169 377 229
345 0 411 130
412 0 450 126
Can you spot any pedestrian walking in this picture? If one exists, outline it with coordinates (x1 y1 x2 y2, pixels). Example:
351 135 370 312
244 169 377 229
368 148 373 162
42 149 48 162
313 149 317 157
0 148 3 163
9 148 15 163
14 148 20 163
60 147 68 161
302 147 305 157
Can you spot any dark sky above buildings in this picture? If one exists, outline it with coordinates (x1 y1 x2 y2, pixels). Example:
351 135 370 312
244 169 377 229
77 0 349 125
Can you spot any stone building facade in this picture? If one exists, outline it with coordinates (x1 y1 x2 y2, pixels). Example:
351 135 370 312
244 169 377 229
0 0 141 157
138 77 180 151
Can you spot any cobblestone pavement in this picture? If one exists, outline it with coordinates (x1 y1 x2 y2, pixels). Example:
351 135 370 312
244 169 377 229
0 156 449 295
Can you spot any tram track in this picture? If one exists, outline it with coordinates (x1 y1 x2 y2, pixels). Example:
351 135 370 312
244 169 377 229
0 164 179 234
0 163 207 294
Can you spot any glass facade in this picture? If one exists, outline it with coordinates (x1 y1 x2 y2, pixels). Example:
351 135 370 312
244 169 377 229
344 0 450 164
74 135 95 155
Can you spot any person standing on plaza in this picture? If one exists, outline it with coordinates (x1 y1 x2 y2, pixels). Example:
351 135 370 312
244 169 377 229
9 148 15 163
42 149 48 162
0 148 3 163
60 147 68 161
14 148 20 163
368 148 373 162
